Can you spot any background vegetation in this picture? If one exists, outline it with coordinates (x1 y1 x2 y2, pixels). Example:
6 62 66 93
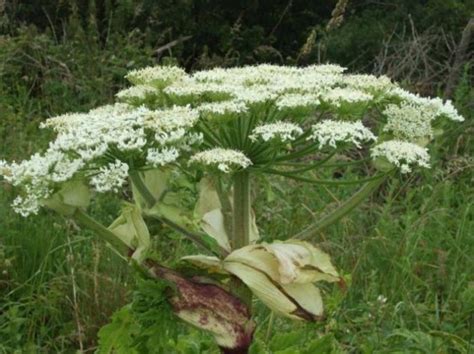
0 1 473 352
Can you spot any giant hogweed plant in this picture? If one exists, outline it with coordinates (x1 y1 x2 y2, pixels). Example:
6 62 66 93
0 64 464 352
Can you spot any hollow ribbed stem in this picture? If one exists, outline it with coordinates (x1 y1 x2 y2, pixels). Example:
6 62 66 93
73 209 129 254
231 171 253 307
294 175 389 240
232 171 251 249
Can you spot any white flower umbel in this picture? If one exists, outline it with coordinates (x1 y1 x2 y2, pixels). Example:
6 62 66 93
305 63 346 75
125 65 186 87
90 160 129 193
198 100 248 116
383 102 434 140
308 120 376 148
371 140 430 174
434 99 464 122
144 105 199 133
342 74 393 92
0 159 10 176
50 156 85 183
116 85 157 100
231 87 278 104
276 93 320 110
189 148 252 173
389 88 464 122
146 147 180 167
164 80 236 98
321 87 373 107
250 122 303 142
12 194 41 217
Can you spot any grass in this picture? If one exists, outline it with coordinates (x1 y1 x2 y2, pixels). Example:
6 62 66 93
0 28 473 353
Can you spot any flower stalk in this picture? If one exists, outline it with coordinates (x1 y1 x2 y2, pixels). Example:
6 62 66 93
232 171 251 249
294 174 390 240
231 171 253 307
73 208 129 254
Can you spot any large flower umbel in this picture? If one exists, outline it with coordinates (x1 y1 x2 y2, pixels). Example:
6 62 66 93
183 240 340 321
0 64 464 216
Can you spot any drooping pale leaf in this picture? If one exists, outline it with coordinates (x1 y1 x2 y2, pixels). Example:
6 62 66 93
201 209 231 252
194 177 222 218
224 244 280 281
249 209 260 244
194 177 232 251
263 240 340 284
132 169 168 209
281 283 323 319
181 254 227 274
223 261 298 319
42 179 91 215
108 203 150 262
146 202 194 230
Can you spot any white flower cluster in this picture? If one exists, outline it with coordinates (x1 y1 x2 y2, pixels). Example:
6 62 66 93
3 151 86 215
197 100 248 116
276 93 320 110
389 87 464 122
250 122 303 142
125 65 186 87
383 102 434 140
189 148 252 173
90 160 129 193
371 140 430 173
343 74 393 91
0 102 203 215
1 64 465 216
116 85 157 100
321 88 373 107
143 105 200 144
308 120 376 148
146 147 180 167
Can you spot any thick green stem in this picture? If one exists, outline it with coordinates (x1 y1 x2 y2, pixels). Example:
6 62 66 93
232 171 251 249
73 209 129 254
231 171 253 307
294 175 389 240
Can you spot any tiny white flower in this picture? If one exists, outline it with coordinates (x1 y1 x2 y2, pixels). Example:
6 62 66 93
198 100 248 116
146 147 180 166
116 85 157 100
189 148 252 173
371 140 430 173
90 160 129 193
125 65 186 86
383 102 434 140
250 122 303 142
276 93 320 110
308 120 376 148
321 87 373 107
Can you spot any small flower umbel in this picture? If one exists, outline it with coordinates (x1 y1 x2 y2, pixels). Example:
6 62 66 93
0 63 464 352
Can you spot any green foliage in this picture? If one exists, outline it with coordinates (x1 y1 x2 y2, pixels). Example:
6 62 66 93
96 306 140 354
97 278 219 353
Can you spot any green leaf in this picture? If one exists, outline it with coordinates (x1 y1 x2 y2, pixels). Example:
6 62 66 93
269 331 304 351
303 334 339 354
96 305 140 354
